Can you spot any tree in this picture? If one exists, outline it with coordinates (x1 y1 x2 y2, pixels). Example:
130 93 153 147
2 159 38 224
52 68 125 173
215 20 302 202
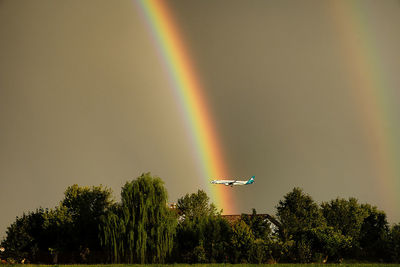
321 198 390 261
307 225 351 263
202 215 232 263
250 238 267 264
99 203 125 263
241 208 271 240
61 184 114 262
174 190 230 263
321 197 367 255
42 205 73 263
177 189 218 220
275 188 325 262
389 223 400 262
265 236 295 263
173 216 205 263
276 188 325 239
358 204 389 261
0 209 46 263
231 220 254 263
100 173 176 264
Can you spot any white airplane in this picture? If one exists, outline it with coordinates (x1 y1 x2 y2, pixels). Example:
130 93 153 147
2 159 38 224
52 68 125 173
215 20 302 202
211 176 255 187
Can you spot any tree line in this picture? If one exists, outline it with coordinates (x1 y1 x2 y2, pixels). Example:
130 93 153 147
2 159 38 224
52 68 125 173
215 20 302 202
1 172 399 264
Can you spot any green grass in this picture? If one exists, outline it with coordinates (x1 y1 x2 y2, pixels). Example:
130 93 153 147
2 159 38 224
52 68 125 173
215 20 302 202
11 264 400 267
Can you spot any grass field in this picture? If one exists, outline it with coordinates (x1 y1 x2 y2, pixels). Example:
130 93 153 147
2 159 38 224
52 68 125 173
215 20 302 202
11 264 400 267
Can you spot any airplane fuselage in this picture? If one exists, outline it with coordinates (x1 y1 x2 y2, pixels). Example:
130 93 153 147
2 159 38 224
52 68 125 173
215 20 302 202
211 176 255 186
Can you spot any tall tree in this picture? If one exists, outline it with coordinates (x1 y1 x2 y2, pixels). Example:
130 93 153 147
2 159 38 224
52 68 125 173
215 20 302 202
177 189 218 220
231 220 254 263
99 204 125 263
276 187 325 240
201 215 232 263
241 208 271 240
321 198 367 241
100 173 176 264
61 184 114 262
275 187 326 262
0 209 46 263
174 190 230 263
42 205 73 263
389 223 400 262
321 198 390 261
173 216 205 263
358 204 389 261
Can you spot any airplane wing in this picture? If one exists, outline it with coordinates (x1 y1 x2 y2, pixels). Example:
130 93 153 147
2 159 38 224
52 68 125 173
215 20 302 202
225 180 236 186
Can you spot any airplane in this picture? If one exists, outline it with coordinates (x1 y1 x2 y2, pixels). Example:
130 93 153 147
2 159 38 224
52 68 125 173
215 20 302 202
211 176 255 187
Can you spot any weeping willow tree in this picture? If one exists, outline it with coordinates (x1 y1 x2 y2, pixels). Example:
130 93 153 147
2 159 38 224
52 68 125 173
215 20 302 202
99 204 125 263
100 173 176 263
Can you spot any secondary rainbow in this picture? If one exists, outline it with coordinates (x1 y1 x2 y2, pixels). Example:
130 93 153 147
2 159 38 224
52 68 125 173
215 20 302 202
330 1 400 211
136 0 234 213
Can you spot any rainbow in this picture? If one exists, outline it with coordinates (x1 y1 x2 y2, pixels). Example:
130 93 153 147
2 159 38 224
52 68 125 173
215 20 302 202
136 0 234 213
330 2 399 211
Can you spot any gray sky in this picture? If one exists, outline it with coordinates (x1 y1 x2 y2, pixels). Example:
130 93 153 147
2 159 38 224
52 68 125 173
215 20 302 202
1 0 400 239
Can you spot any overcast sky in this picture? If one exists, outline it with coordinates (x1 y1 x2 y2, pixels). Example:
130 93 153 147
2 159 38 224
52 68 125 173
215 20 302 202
1 0 400 239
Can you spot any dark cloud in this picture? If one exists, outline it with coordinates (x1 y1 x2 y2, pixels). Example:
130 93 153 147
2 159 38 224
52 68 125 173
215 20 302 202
1 0 400 239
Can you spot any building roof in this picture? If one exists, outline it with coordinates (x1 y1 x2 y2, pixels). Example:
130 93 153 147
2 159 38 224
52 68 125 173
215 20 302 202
221 213 278 224
221 214 242 224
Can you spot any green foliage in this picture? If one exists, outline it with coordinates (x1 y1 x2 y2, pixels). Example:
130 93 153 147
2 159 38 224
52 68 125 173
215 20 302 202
265 236 295 263
276 187 325 240
99 173 176 264
174 190 231 263
321 198 367 238
177 189 218 220
241 208 271 240
5 264 400 267
202 215 232 263
389 223 400 262
42 205 74 263
1 185 115 264
62 184 114 220
321 197 367 255
98 204 125 263
1 181 398 264
192 242 206 263
248 237 292 264
321 198 390 261
1 212 33 262
0 209 47 263
358 204 389 261
296 238 313 263
275 187 326 262
250 238 264 263
173 216 204 263
231 220 254 263
61 184 114 262
307 225 352 262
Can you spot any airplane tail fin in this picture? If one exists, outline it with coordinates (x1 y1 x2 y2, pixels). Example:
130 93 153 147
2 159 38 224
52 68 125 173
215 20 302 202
246 176 255 184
